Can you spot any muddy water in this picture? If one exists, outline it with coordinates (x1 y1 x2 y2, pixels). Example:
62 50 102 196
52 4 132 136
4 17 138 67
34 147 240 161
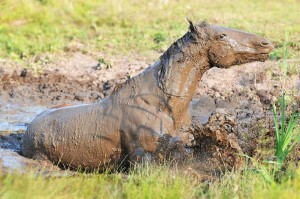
0 101 46 132
0 99 74 175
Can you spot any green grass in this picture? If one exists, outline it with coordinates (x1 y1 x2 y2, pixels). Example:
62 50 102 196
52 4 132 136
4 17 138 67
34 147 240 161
0 0 299 61
2 163 300 199
0 164 202 199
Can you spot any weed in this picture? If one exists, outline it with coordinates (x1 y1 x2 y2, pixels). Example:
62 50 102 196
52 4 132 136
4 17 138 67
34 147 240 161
272 43 300 168
272 92 300 168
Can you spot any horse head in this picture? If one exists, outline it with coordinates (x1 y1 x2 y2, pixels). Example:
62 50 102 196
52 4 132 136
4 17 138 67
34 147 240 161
188 20 274 68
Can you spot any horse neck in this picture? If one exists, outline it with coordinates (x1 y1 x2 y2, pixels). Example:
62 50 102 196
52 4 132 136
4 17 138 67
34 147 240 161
159 37 210 100
158 33 211 128
165 56 210 128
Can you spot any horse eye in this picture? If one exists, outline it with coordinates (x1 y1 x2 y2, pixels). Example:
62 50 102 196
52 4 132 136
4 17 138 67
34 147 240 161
219 34 227 39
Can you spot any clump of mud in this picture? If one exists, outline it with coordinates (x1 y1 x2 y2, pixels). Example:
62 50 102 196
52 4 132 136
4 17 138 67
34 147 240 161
1 53 300 176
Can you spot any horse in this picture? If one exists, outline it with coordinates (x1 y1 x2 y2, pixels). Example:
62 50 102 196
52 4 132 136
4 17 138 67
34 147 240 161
21 21 274 171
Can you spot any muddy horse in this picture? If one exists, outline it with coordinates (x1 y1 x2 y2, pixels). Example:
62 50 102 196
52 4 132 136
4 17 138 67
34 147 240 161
21 21 274 171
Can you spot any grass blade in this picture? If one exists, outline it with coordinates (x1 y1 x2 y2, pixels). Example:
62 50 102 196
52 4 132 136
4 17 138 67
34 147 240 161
272 104 281 152
285 136 300 159
280 92 286 145
282 118 297 151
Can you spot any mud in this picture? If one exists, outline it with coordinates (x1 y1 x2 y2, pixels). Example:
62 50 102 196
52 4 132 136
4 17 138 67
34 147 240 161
1 57 299 176
0 53 149 105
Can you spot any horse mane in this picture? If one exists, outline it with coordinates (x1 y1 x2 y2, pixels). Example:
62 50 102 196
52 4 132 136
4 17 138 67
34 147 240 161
158 21 209 95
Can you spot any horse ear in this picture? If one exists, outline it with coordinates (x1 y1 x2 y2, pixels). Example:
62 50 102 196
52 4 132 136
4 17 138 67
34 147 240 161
187 19 204 37
187 19 197 33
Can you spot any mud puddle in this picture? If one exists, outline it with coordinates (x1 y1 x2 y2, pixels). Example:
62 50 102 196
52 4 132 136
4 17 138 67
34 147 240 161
0 101 46 132
0 98 46 155
0 100 78 175
0 52 299 177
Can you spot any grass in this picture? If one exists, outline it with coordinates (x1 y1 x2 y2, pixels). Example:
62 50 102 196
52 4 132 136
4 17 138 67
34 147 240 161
0 164 202 199
2 163 300 199
0 0 299 61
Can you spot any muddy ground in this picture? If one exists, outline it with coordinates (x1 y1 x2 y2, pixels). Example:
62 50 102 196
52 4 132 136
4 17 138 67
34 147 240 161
0 52 299 178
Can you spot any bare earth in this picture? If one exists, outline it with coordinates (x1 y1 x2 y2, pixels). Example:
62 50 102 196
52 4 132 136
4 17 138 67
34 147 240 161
0 52 299 178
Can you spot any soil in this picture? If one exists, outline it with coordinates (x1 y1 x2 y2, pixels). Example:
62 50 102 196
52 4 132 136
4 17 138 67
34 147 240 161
0 52 299 178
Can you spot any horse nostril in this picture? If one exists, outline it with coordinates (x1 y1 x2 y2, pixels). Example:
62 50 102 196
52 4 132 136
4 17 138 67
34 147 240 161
260 41 270 46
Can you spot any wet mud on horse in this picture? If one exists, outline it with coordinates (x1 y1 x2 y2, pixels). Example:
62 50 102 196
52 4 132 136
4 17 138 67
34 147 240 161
21 21 274 171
